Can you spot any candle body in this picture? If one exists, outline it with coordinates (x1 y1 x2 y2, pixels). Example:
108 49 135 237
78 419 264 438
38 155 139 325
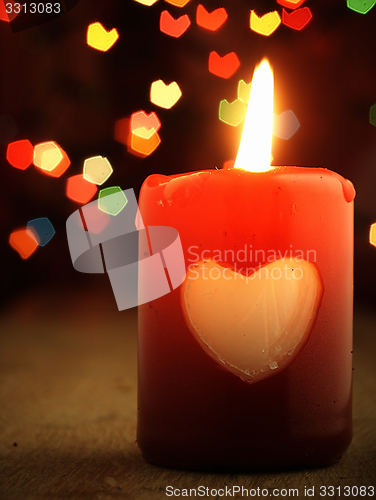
137 167 354 470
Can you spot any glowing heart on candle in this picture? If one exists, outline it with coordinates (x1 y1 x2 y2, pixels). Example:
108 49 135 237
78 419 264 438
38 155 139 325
181 258 323 384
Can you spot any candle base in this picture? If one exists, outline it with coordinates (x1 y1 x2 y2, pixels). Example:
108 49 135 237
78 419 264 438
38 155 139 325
138 428 352 471
139 452 345 473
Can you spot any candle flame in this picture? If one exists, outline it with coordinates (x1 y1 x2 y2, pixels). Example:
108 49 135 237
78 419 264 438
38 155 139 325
234 59 274 172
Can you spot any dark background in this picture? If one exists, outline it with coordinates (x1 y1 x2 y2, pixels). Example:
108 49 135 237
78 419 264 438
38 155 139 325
0 3 375 495
1 0 376 308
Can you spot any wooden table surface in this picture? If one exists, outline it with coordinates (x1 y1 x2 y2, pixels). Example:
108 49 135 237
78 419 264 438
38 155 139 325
0 285 375 500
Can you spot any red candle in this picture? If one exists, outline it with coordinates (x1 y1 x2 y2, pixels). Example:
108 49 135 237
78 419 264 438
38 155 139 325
137 60 354 469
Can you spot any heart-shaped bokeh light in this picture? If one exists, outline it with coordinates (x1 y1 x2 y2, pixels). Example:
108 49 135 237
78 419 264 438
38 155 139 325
150 80 182 109
282 7 312 30
159 10 191 38
86 22 119 52
208 51 240 79
196 4 228 31
250 10 281 36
